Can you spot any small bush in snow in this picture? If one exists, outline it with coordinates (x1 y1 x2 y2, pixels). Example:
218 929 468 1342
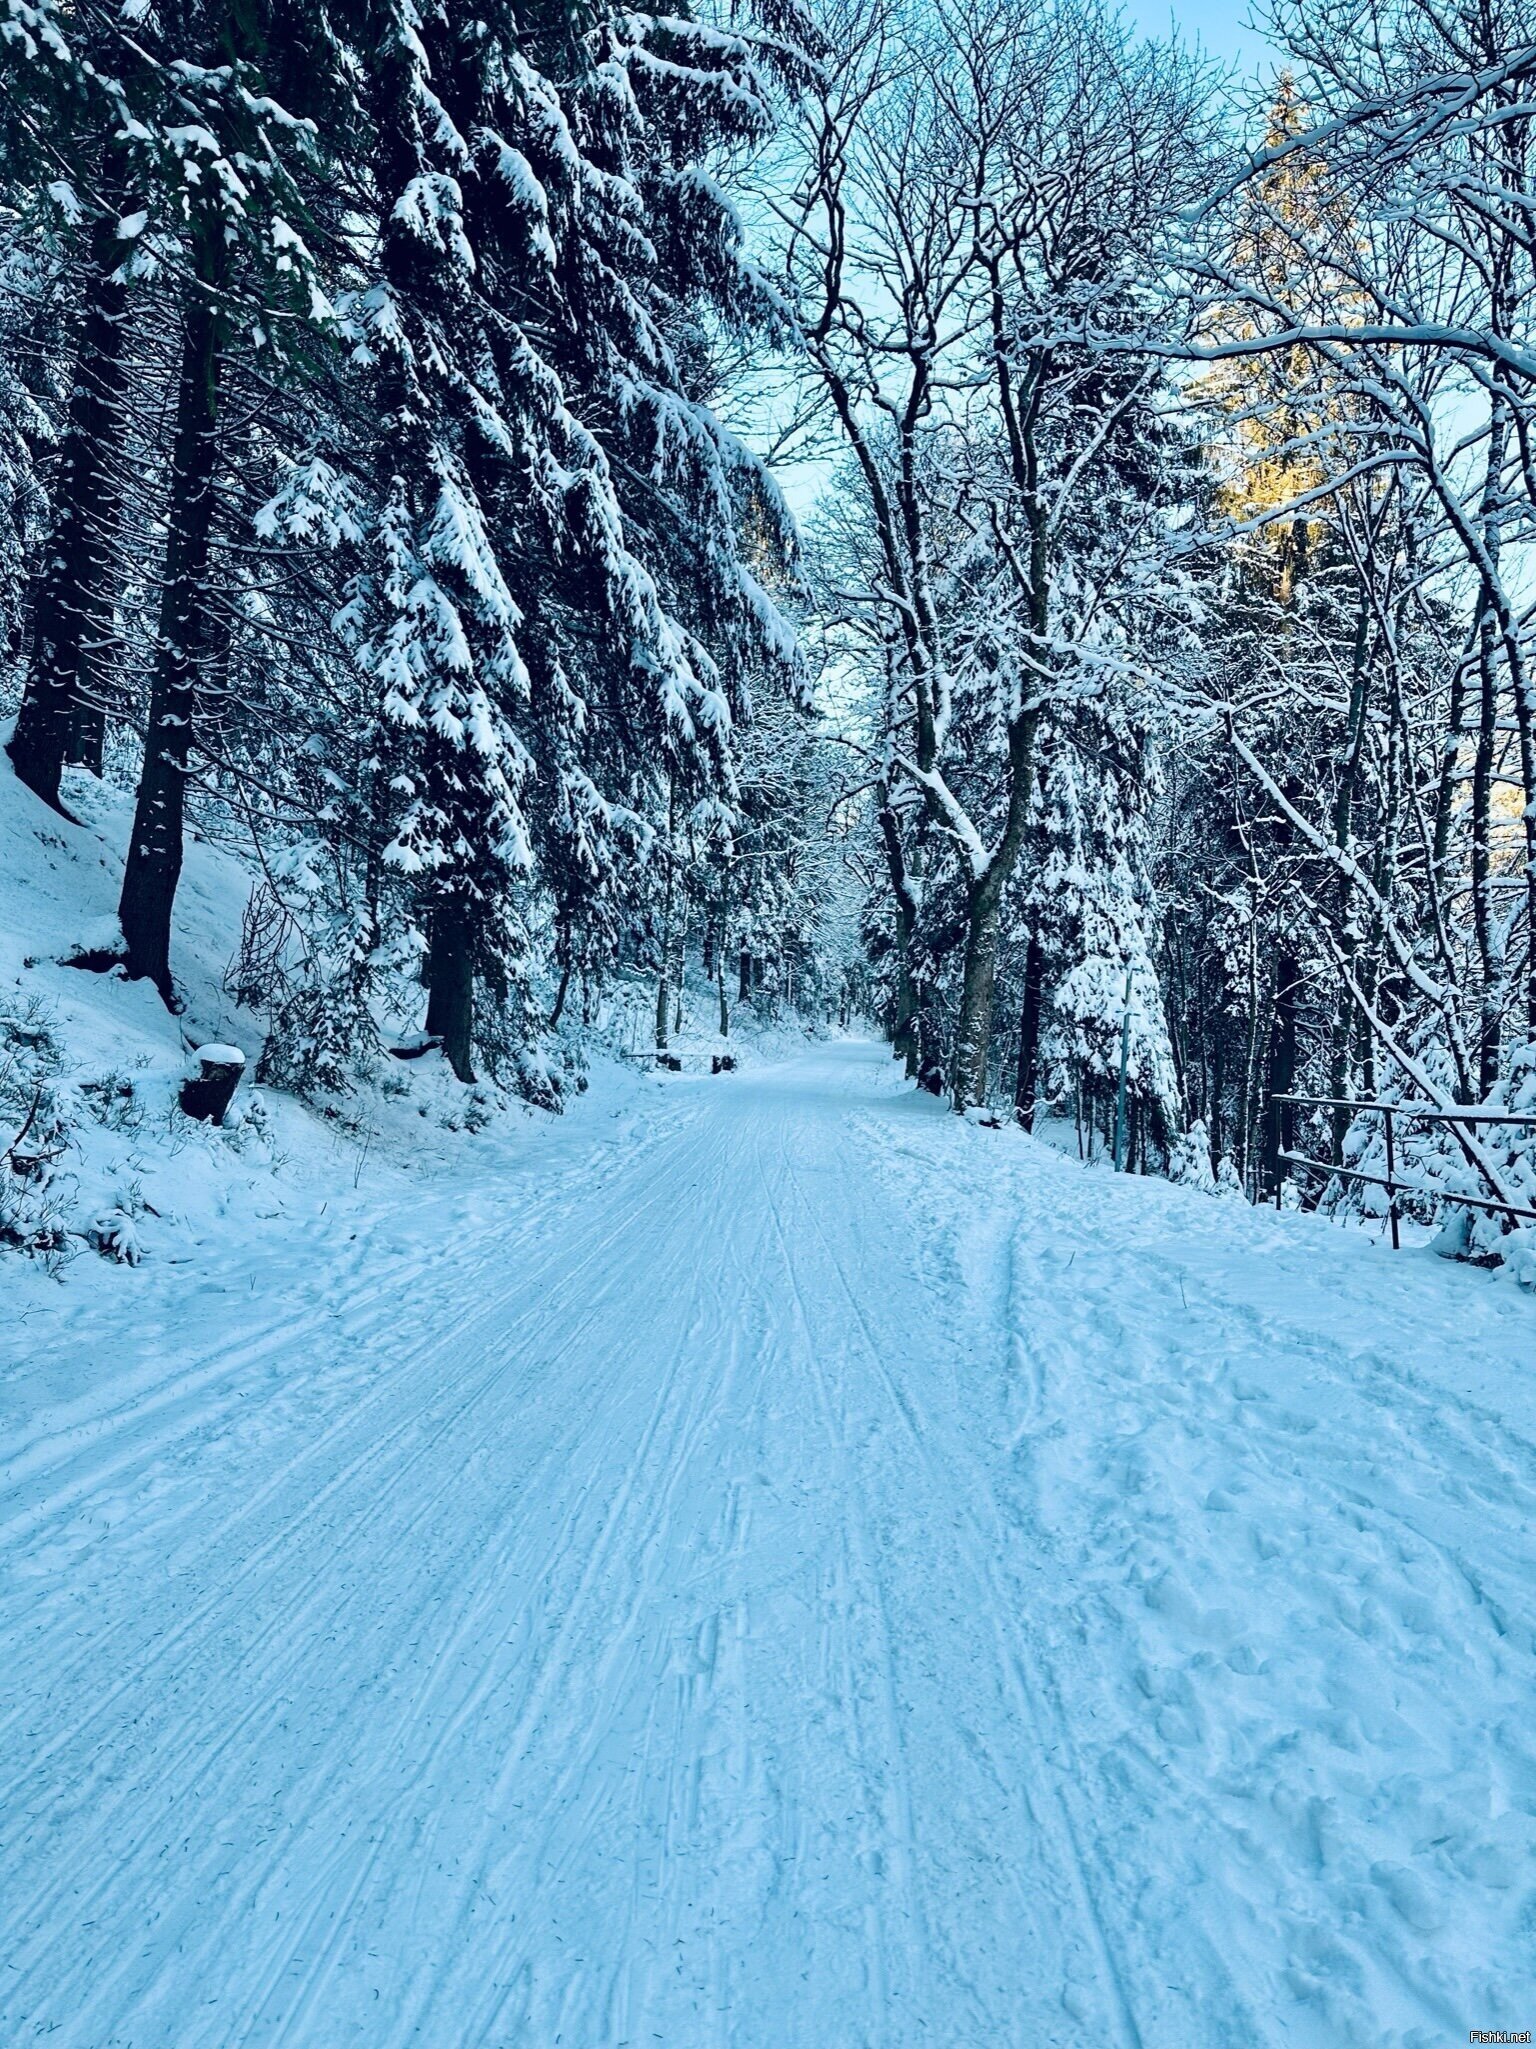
257 971 380 1101
0 993 72 1257
1429 1207 1473 1261
1215 1154 1247 1201
1168 1120 1217 1193
1501 1228 1536 1292
79 1072 145 1133
89 1202 145 1266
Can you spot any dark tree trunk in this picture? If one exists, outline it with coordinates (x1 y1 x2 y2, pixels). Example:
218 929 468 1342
876 789 920 1075
117 252 224 1002
548 961 572 1029
1262 951 1299 1198
654 961 670 1051
951 708 1038 1114
426 899 476 1081
738 946 751 1004
893 965 919 1076
1471 605 1502 1096
916 1000 945 1095
655 804 674 1053
1470 390 1510 1097
1431 637 1471 896
1209 1029 1225 1162
1328 589 1372 1163
8 207 129 812
947 277 1048 1116
953 888 1001 1112
1012 929 1045 1129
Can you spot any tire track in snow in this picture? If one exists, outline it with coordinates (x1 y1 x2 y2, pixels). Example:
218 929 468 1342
219 1109 767 2048
771 1106 1146 2049
0 1100 717 1810
11 1044 1529 2048
752 1109 925 2044
3 1103 742 2041
0 1090 717 1531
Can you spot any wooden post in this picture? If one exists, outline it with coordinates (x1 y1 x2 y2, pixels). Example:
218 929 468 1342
1384 1105 1400 1250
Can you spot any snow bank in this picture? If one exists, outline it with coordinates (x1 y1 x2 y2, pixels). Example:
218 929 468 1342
0 758 673 1285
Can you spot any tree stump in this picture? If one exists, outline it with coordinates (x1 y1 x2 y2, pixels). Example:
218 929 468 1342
180 1044 246 1125
711 1054 737 1075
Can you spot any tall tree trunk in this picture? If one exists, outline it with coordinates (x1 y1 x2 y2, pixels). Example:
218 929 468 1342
426 898 476 1081
548 960 572 1029
655 955 671 1051
877 787 920 1074
1431 636 1472 890
8 205 129 811
915 1000 945 1095
950 709 1038 1114
1513 660 1536 1038
945 299 1047 1115
1471 387 1511 1096
655 789 674 1053
117 245 224 1001
1237 883 1262 1187
1328 587 1372 1162
1012 928 1045 1129
1471 601 1502 1096
1209 1025 1225 1163
1263 949 1299 1197
952 882 1001 1113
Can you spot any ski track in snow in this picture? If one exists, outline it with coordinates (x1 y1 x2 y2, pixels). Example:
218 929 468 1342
2 1041 1534 2048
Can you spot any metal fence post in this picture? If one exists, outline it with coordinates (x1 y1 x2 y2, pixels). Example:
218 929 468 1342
1384 1105 1400 1250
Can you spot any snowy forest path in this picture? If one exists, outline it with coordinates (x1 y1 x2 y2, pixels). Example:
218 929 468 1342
3 1039 1535 2048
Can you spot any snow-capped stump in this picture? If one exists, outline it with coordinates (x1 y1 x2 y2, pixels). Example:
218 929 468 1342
179 1045 246 1126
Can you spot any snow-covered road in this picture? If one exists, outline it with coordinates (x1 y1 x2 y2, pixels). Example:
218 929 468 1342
3 1041 1534 2048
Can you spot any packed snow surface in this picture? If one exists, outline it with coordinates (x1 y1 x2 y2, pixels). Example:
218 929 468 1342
3 1042 1534 2047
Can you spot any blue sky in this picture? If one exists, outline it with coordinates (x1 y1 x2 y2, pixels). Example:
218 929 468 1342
1124 0 1277 74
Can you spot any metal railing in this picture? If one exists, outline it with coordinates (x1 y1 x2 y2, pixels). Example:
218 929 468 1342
1272 1093 1536 1250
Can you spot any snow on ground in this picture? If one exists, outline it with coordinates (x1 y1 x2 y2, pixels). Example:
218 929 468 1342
3 1038 1533 2048
0 748 801 1288
0 755 528 1273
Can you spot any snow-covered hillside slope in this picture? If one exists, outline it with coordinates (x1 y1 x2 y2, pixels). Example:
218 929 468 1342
0 755 789 1283
3 1040 1532 2048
